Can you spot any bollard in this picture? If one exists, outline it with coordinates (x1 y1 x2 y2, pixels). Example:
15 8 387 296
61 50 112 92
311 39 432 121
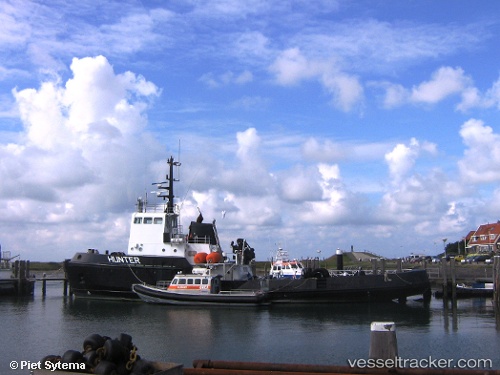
336 249 343 271
369 322 398 360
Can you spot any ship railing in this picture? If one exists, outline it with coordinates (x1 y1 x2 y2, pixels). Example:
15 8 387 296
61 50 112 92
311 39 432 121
136 203 168 213
329 268 414 277
188 236 213 244
329 269 372 277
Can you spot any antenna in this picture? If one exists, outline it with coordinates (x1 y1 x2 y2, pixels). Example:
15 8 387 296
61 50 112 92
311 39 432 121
177 139 181 181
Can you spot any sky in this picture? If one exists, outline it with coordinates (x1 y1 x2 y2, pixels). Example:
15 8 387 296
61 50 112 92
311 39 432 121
2 1 500 262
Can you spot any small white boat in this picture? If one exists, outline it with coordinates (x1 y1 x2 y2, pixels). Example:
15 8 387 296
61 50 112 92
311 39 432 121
269 248 304 279
435 281 494 299
132 273 269 306
455 282 494 298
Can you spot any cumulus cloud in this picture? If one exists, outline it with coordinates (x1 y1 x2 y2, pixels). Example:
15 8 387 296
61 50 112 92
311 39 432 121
457 75 500 111
410 66 471 104
269 48 363 111
377 66 474 109
1 55 163 253
279 165 323 202
384 138 437 184
458 118 500 183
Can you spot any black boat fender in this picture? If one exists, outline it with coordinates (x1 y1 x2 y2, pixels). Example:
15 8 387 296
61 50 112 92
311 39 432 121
83 350 99 368
118 333 133 351
84 333 106 352
302 267 313 278
104 338 128 363
312 268 330 278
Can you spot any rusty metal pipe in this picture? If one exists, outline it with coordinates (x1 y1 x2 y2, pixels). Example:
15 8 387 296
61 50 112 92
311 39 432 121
189 360 500 375
185 369 363 375
191 360 389 373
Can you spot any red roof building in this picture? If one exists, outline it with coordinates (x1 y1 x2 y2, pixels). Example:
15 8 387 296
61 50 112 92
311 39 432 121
466 222 500 253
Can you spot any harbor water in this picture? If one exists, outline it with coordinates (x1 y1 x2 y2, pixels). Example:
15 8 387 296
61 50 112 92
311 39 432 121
1 281 500 373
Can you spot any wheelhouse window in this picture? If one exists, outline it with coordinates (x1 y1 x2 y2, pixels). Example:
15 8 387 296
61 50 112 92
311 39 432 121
154 217 163 224
202 279 209 285
144 217 153 224
134 217 142 224
178 278 186 285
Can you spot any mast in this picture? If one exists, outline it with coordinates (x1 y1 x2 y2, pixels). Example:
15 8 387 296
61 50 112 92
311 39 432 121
151 156 182 244
155 156 181 214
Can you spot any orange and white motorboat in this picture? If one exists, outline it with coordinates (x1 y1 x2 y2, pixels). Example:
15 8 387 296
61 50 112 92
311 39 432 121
132 273 268 306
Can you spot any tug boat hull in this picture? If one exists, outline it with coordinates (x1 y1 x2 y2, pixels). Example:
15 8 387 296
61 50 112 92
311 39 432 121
240 269 431 303
64 253 193 300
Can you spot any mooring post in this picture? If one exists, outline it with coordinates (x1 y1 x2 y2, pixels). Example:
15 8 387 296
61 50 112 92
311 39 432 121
371 258 377 274
396 258 402 273
369 322 398 359
494 256 500 306
18 261 26 296
441 261 448 300
42 273 47 297
450 258 457 301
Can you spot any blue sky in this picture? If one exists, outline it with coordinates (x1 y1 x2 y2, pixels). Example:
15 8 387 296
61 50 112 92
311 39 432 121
2 1 500 261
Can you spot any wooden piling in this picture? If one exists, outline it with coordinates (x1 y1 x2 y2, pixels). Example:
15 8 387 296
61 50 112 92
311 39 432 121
42 274 47 297
494 256 500 306
396 258 402 272
369 322 398 360
441 261 448 300
450 259 456 301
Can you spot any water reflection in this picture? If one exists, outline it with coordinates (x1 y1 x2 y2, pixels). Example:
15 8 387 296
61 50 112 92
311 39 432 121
2 284 500 370
268 300 431 329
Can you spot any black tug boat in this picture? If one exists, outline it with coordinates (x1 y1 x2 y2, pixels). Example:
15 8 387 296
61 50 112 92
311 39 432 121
64 156 238 300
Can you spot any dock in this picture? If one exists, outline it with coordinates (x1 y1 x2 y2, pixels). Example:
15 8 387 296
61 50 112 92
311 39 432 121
35 274 70 297
424 256 500 302
0 260 35 296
